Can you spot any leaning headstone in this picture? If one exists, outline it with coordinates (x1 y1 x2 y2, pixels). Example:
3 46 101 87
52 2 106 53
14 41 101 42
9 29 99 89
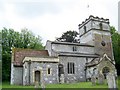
98 74 104 84
60 74 64 83
106 72 117 89
91 75 96 85
41 80 45 90
34 81 40 90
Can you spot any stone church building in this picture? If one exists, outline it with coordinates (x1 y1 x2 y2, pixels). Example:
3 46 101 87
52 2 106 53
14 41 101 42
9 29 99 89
10 15 117 85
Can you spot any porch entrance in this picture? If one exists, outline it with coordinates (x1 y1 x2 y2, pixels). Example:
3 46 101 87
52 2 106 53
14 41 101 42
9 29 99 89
35 71 41 83
102 67 110 79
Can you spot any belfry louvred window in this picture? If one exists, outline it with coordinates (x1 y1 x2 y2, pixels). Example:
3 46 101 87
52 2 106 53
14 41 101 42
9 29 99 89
73 46 77 51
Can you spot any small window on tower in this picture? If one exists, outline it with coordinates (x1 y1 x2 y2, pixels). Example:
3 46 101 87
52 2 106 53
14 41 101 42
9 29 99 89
84 26 86 33
99 23 103 30
73 46 77 51
48 68 51 74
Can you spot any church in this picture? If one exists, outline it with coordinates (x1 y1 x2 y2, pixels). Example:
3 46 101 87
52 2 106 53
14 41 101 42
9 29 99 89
10 15 117 85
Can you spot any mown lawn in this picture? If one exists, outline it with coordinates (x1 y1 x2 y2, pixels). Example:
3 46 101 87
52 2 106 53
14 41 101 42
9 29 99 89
2 82 108 88
2 78 120 89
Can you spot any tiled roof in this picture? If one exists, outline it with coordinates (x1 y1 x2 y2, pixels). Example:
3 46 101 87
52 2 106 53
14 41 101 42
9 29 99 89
12 48 49 66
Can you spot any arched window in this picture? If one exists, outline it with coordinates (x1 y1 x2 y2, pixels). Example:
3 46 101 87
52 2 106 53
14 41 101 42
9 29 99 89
102 67 110 79
48 68 51 74
58 64 64 77
93 68 97 75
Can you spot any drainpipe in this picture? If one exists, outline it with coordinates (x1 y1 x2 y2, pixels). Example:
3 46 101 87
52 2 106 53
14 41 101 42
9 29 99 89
85 58 88 82
84 66 87 82
28 60 31 85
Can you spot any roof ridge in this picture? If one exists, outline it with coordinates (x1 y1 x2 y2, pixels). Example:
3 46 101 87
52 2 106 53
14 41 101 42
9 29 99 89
12 48 46 52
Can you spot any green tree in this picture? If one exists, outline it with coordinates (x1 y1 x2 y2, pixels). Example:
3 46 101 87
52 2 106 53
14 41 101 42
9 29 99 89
0 30 2 83
56 30 79 43
1 28 44 81
110 26 120 75
20 28 44 49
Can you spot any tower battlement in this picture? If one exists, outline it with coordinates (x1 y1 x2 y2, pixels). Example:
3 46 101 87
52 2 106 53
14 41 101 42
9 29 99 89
78 15 110 38
78 15 109 29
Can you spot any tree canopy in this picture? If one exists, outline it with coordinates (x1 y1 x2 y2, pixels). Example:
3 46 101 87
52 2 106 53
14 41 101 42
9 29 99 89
1 28 44 81
56 30 79 43
110 26 120 75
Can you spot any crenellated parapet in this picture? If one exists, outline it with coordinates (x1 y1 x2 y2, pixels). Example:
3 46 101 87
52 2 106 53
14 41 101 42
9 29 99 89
78 15 109 29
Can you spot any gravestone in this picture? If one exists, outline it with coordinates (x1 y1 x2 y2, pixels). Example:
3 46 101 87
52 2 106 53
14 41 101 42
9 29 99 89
98 74 104 84
91 75 96 85
106 72 117 89
34 81 40 90
41 80 45 90
60 74 64 83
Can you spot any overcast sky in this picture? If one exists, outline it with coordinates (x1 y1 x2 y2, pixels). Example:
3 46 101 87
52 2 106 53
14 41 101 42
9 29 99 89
0 0 119 45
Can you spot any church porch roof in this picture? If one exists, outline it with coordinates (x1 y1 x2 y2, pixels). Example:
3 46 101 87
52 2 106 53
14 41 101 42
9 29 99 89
23 56 59 63
86 54 115 67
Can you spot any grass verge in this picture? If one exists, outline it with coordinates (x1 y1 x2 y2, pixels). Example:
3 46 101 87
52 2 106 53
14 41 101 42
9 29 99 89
2 77 120 89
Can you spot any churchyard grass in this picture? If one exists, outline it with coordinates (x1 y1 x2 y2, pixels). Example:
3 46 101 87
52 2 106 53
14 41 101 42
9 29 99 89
118 76 120 89
2 78 120 89
2 81 108 88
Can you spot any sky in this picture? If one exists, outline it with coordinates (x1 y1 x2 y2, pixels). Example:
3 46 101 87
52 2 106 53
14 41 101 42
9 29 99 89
0 0 119 45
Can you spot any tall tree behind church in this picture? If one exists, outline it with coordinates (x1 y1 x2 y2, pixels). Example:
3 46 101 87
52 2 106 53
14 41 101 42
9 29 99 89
1 28 44 81
110 26 120 75
56 30 79 43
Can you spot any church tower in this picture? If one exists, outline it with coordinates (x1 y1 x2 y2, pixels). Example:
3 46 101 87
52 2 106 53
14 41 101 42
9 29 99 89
78 15 114 60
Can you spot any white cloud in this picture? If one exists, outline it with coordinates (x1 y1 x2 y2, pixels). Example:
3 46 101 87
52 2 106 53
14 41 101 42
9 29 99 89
0 0 119 45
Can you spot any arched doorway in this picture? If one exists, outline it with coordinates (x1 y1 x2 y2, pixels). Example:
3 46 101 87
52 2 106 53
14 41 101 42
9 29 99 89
58 64 64 82
35 71 40 83
102 67 110 79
